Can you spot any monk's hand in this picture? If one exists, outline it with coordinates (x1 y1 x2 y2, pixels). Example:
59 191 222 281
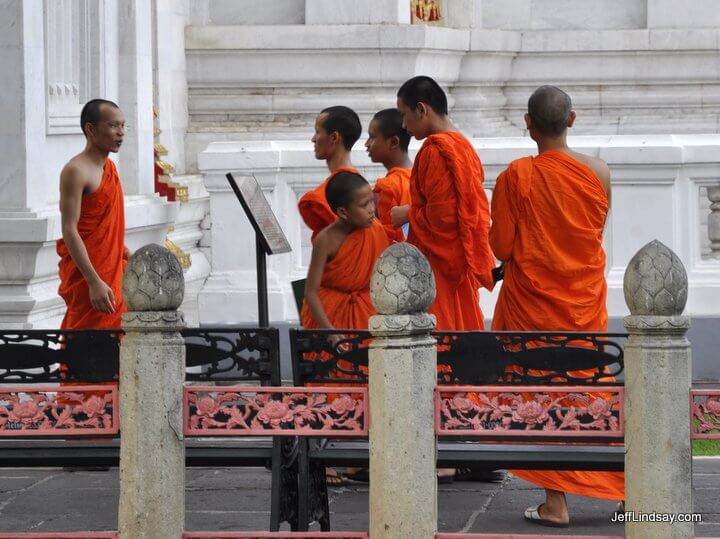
123 246 132 261
89 279 116 313
390 205 410 228
328 333 350 353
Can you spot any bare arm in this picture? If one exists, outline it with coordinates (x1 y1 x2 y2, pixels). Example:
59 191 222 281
59 166 116 313
390 204 410 228
304 233 333 329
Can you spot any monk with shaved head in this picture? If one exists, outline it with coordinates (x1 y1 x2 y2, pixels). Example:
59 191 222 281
490 86 621 527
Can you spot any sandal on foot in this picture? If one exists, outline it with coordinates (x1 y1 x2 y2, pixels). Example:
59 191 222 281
524 505 570 528
325 471 350 487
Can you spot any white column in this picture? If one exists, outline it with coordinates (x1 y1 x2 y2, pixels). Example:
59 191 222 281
117 0 155 195
197 142 296 325
305 0 411 24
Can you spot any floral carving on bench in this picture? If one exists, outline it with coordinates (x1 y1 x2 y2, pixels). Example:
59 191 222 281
184 387 368 436
691 390 720 439
0 385 118 436
436 385 624 438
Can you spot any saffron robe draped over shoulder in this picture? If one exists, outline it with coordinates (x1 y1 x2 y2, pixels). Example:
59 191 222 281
57 159 127 329
373 167 411 242
407 132 495 330
301 219 390 330
490 150 623 501
298 166 359 241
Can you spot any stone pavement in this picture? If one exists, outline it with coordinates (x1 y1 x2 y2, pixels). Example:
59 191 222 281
0 459 718 536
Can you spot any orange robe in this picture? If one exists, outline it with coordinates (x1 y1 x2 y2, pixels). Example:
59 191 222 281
490 149 623 501
298 166 359 241
301 219 389 330
57 159 127 330
407 132 495 330
373 167 411 242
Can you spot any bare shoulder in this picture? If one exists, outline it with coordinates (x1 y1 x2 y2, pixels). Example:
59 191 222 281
317 222 348 259
60 155 92 189
568 150 611 188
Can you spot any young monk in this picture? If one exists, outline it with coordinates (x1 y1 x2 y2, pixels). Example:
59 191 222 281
300 171 390 486
58 99 130 330
365 108 412 242
301 172 390 330
392 76 496 330
490 85 621 527
298 106 362 240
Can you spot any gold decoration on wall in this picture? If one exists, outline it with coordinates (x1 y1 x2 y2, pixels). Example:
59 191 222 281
411 0 442 24
165 237 192 270
153 105 192 271
153 105 188 202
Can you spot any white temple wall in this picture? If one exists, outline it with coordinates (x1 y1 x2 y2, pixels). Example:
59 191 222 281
185 23 720 173
0 0 177 328
482 0 647 30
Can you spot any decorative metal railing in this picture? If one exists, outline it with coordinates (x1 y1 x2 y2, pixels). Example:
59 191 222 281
184 386 368 437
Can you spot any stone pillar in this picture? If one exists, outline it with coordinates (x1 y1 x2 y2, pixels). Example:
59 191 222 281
305 0 411 24
623 240 692 539
368 243 438 539
119 244 186 539
707 186 720 259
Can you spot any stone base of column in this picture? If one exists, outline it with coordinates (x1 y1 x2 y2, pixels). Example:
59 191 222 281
369 313 438 539
119 310 186 539
624 314 693 539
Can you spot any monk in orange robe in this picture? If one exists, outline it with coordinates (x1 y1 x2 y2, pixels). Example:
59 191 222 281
58 99 130 331
393 76 496 331
301 171 389 331
298 106 362 240
301 171 389 485
365 108 412 242
490 86 621 527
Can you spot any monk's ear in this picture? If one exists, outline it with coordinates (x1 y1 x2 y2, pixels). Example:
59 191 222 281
416 102 428 118
84 121 95 139
567 110 576 128
524 113 532 131
336 207 349 220
389 135 400 150
329 130 341 148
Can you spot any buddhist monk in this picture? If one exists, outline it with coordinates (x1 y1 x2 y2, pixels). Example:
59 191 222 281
365 108 412 242
298 106 362 240
392 76 496 331
301 171 389 485
490 86 620 527
57 99 130 331
301 171 389 331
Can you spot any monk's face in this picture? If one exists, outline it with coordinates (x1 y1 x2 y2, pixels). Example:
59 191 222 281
86 105 125 153
311 113 338 160
365 119 393 164
339 185 375 228
397 97 429 140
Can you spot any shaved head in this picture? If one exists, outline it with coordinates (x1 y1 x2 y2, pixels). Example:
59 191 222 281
527 86 572 136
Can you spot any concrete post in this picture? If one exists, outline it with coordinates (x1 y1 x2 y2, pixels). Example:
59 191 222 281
119 244 186 539
623 240 692 539
368 243 438 539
